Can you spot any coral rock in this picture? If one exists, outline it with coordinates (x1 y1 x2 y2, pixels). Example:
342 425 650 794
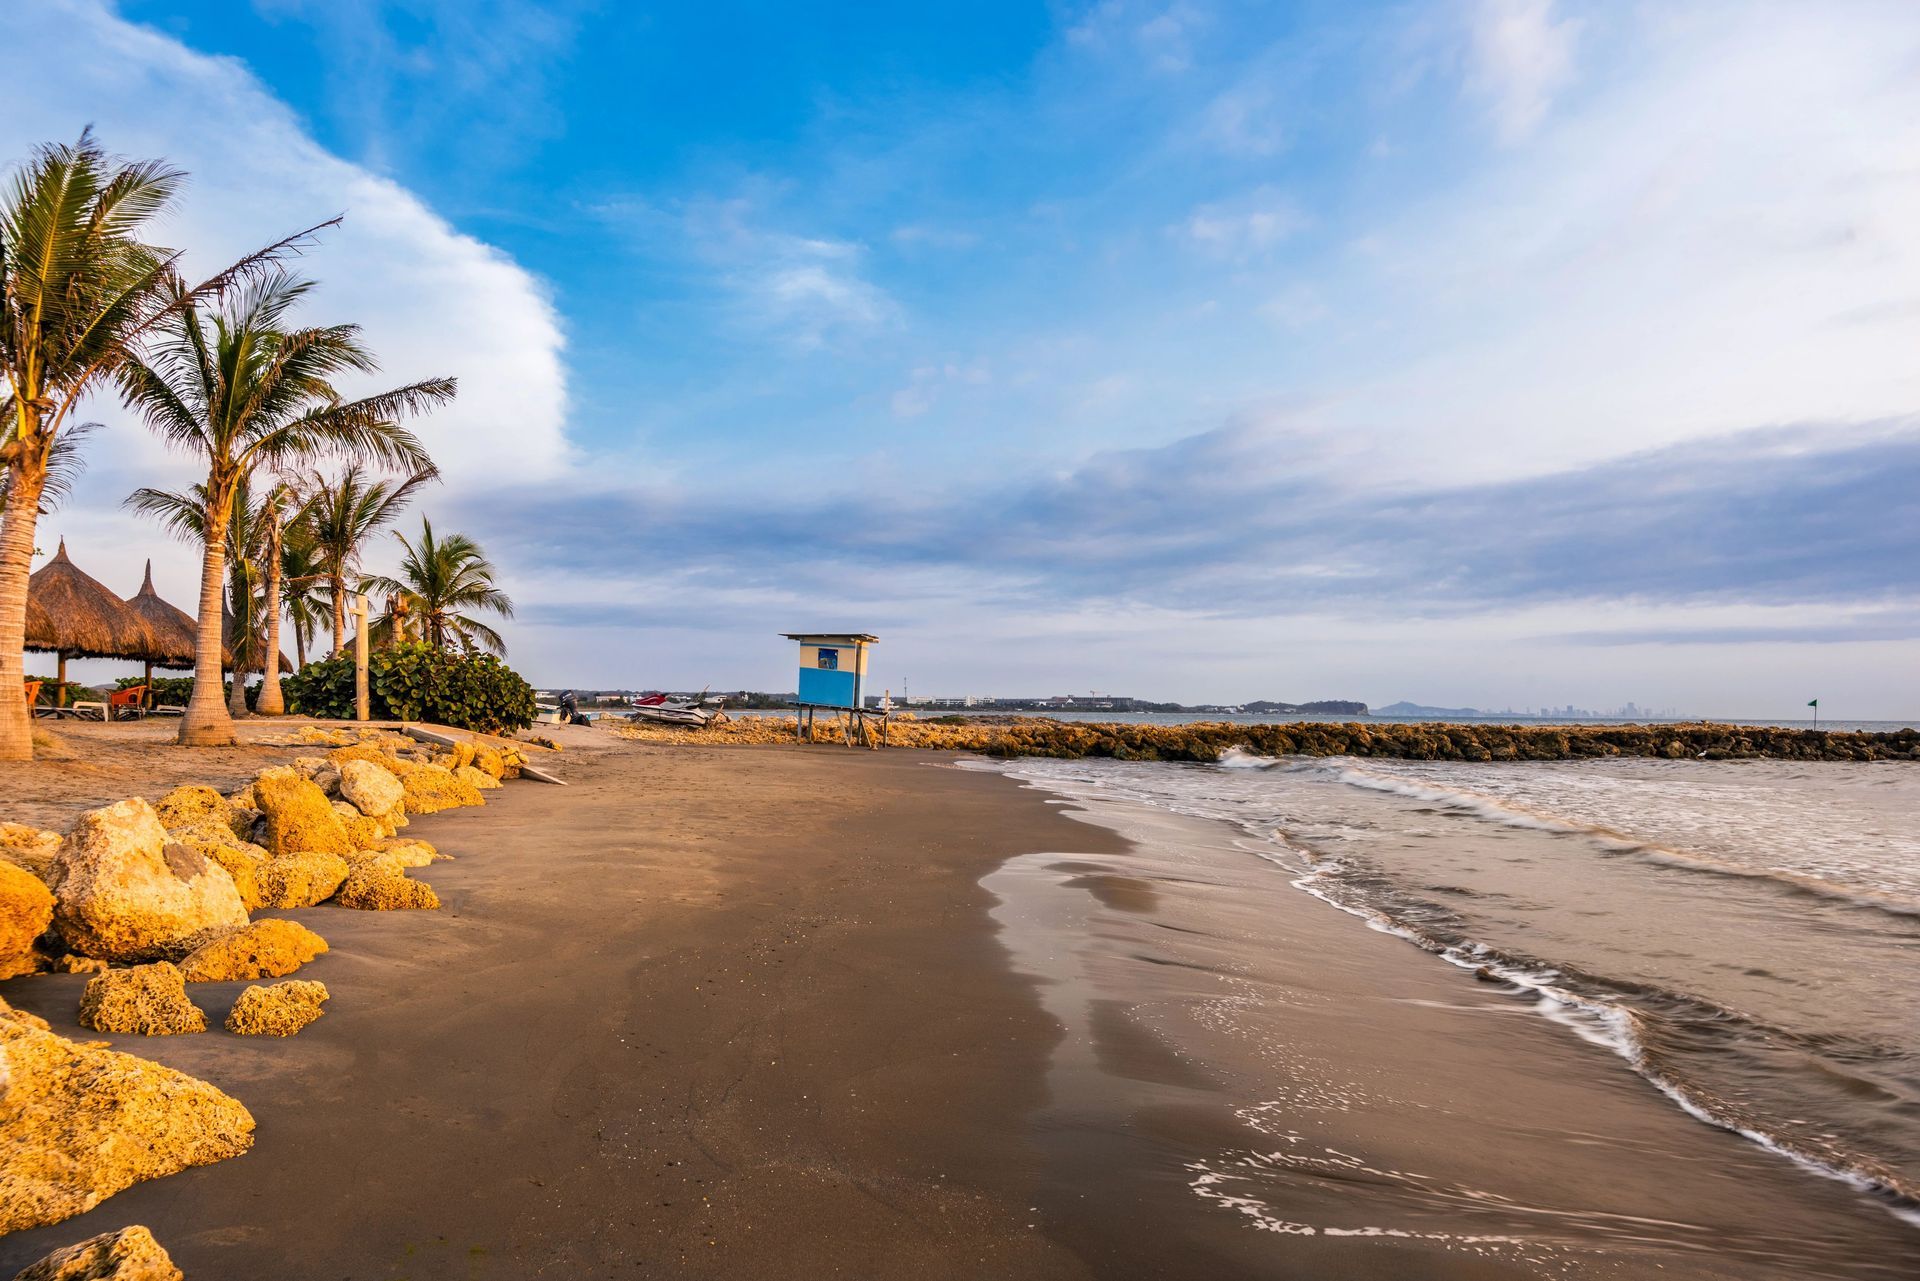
8 1224 183 1281
149 786 231 834
0 861 56 980
252 768 353 858
224 980 329 1037
50 800 248 963
375 838 439 869
0 1018 253 1233
335 864 440 911
0 994 51 1031
177 919 327 982
469 743 506 779
255 851 350 910
397 763 483 814
76 963 205 1036
337 759 405 818
0 823 64 883
454 764 501 791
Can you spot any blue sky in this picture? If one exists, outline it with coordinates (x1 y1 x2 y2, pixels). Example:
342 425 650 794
5 1 1919 716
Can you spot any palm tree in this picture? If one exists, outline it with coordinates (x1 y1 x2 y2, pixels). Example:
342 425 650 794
251 478 307 715
278 517 327 669
119 272 451 745
365 518 513 655
305 464 434 657
129 478 268 716
0 129 331 760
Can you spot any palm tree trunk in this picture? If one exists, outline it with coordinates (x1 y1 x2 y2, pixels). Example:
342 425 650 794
0 464 46 760
331 573 346 656
294 616 308 670
180 513 237 747
256 514 286 715
228 650 251 718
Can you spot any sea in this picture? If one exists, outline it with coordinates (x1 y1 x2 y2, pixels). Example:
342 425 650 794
974 750 1920 1274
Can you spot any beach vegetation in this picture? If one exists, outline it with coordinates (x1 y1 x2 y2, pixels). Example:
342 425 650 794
0 130 336 760
363 517 513 655
118 271 452 745
282 641 536 733
302 464 434 659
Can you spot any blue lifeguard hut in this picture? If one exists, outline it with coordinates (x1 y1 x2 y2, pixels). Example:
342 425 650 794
783 632 883 744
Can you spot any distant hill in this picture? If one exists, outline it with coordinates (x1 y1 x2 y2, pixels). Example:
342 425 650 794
1373 700 1482 717
1244 699 1370 716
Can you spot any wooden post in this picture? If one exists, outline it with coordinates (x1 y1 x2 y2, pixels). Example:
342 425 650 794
56 652 68 707
352 594 371 722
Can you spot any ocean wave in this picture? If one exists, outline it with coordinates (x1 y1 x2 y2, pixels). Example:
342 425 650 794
1312 762 1920 920
1260 842 1920 1227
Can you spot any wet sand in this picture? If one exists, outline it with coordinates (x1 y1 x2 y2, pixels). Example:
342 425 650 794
2 735 1914 1277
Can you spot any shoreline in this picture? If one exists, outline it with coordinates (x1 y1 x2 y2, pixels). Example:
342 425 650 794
979 764 1920 1278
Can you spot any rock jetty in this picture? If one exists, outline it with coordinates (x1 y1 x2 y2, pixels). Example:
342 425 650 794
616 715 1919 763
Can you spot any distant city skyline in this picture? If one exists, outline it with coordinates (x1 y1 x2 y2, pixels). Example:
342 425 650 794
4 1 1916 718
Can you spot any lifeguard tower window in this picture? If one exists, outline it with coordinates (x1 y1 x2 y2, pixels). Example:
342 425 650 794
817 649 839 670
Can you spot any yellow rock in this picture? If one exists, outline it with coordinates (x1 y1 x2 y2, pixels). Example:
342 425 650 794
397 762 484 814
255 850 350 910
9 1224 183 1280
0 822 63 882
225 979 329 1037
1 993 51 1031
252 767 353 858
177 919 328 982
374 838 439 868
470 743 506 779
150 786 232 834
0 1017 253 1233
454 764 501 791
0 860 55 979
335 864 440 911
51 800 249 964
76 963 206 1035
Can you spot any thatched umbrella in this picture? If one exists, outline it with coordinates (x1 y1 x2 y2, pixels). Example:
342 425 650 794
25 540 160 707
221 604 293 676
124 559 207 706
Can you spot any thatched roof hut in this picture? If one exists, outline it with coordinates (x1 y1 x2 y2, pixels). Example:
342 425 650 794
25 541 159 662
221 603 293 675
124 560 203 670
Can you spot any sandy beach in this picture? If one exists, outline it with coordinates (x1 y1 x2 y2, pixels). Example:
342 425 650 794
2 729 1915 1277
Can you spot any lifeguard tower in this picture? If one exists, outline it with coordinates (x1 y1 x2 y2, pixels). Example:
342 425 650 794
782 632 885 745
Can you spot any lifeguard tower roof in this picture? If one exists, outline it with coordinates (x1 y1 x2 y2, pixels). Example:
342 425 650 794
780 633 878 644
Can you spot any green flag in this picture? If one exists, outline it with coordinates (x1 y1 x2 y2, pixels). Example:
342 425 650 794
1807 699 1818 708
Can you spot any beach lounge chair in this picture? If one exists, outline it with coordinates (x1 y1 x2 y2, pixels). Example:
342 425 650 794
22 679 41 711
107 686 147 720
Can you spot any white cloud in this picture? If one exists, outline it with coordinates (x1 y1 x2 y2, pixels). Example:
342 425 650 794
675 200 899 350
0 0 571 629
1200 82 1287 156
1178 188 1305 260
1465 0 1581 142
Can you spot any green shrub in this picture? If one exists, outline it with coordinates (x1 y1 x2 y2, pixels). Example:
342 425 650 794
283 643 536 733
113 675 194 707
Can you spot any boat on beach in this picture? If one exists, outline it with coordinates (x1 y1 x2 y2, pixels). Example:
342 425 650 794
625 691 727 728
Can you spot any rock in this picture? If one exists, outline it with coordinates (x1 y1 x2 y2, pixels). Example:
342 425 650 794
334 864 440 911
0 824 64 883
454 764 501 791
254 851 350 910
177 919 327 982
76 963 205 1036
9 1224 183 1280
449 740 478 771
375 838 439 868
0 994 51 1031
224 980 329 1037
470 743 506 780
149 786 231 834
51 800 249 963
0 861 56 979
337 759 405 818
0 1018 253 1233
252 767 353 858
397 763 483 814
48 954 108 975
177 835 269 911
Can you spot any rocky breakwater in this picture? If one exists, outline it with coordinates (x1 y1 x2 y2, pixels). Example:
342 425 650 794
0 725 537 1249
616 715 1920 763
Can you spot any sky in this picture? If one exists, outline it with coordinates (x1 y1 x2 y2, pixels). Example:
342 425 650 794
3 0 1918 718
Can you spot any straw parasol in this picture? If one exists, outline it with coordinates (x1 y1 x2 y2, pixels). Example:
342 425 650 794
124 559 208 704
25 540 161 706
